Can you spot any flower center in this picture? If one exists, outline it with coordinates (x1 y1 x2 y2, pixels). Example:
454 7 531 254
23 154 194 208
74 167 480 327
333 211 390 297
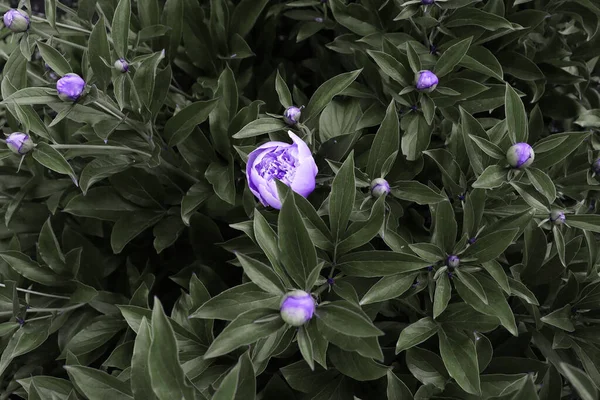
255 148 297 184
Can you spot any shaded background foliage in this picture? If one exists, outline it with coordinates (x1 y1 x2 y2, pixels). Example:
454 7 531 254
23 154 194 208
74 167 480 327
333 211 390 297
0 0 600 399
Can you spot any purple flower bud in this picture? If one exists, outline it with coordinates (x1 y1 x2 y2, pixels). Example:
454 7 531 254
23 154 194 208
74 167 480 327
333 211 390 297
415 70 438 92
592 158 600 175
114 58 129 73
280 290 315 326
6 132 34 155
421 0 435 4
446 255 460 268
370 178 390 198
314 17 324 23
3 9 30 33
56 73 85 102
283 106 302 125
468 237 477 245
246 131 318 209
550 210 566 225
506 142 534 169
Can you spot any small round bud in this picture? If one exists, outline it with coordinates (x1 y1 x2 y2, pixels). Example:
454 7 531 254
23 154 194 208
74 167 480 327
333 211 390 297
506 143 534 169
468 237 477 245
280 290 315 326
6 132 34 155
592 158 600 175
421 0 435 4
56 73 85 102
314 17 323 23
550 210 566 225
283 106 302 125
3 9 30 33
446 255 460 268
370 178 390 198
114 58 129 73
415 70 438 92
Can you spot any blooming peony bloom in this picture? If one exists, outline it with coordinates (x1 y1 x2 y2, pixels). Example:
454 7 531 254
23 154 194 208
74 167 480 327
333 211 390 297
506 142 534 169
415 70 438 92
246 131 318 209
56 73 85 102
3 9 29 33
371 178 390 198
6 132 34 155
280 290 315 326
283 106 302 125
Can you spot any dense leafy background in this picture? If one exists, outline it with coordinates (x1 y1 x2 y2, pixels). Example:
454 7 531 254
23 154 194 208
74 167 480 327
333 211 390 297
1 0 600 398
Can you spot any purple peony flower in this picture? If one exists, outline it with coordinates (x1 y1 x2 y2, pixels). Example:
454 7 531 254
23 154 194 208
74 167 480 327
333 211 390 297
550 210 566 225
283 106 302 125
592 158 600 175
56 73 85 102
246 131 318 209
280 290 315 326
6 132 34 155
446 255 460 268
415 70 438 92
3 9 30 33
371 178 390 198
506 142 534 169
114 58 129 73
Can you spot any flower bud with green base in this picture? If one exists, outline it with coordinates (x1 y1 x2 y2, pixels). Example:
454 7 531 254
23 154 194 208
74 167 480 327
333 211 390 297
592 158 600 175
283 106 302 125
3 9 30 33
370 178 390 198
421 0 434 4
415 70 438 92
114 58 129 73
6 132 34 155
550 210 566 225
56 73 85 102
446 255 460 268
280 290 315 327
506 143 534 169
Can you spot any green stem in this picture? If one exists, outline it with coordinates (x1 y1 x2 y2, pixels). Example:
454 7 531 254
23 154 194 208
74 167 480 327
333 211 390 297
0 303 84 317
0 283 70 300
50 144 152 158
30 27 87 51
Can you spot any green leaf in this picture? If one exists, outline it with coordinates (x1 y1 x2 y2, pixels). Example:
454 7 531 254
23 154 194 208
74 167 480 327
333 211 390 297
510 181 549 212
406 347 448 389
65 366 133 400
230 0 269 38
391 181 446 204
462 229 518 263
164 99 220 146
33 143 78 186
88 16 112 89
17 376 73 400
329 347 388 381
111 211 165 254
387 370 414 400
305 70 362 121
336 196 385 255
560 362 598 400
0 251 65 286
61 317 125 358
401 113 431 161
205 160 236 205
360 272 419 305
525 168 556 203
329 153 356 242
459 107 485 174
204 309 285 359
213 351 256 399
233 118 287 139
456 270 488 305
297 326 315 371
438 327 481 395
112 0 131 59
468 134 504 159
406 42 421 73
315 301 383 337
131 318 156 400
541 304 574 332
190 283 279 321
132 50 165 109
163 0 183 60
367 50 410 86
0 320 51 376
367 100 399 178
236 253 285 295
396 317 439 354
445 7 515 30
338 251 431 277
278 188 317 287
275 70 293 108
505 84 528 143
36 41 72 76
565 214 600 233
180 181 212 226
316 319 379 360
431 200 457 254
472 165 506 189
149 300 195 400
434 37 472 77
433 273 451 319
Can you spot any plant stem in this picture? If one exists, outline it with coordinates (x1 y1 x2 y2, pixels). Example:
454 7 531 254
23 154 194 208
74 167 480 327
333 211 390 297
0 283 70 300
50 144 152 158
